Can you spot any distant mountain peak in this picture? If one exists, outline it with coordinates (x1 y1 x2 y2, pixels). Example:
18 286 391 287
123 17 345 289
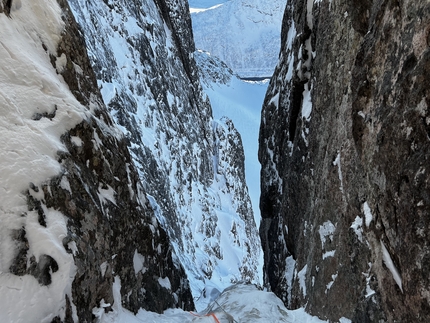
191 0 287 78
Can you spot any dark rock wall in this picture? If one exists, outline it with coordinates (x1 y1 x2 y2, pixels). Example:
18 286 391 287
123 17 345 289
0 0 10 15
260 0 430 321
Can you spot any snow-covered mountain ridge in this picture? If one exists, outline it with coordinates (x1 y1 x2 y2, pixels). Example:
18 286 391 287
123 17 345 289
191 0 287 78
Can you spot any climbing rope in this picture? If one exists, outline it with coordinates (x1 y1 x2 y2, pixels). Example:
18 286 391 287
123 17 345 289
190 287 239 323
189 300 240 323
189 311 221 323
213 300 239 323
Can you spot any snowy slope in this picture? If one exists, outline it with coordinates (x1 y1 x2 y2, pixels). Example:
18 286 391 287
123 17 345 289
194 50 269 293
195 50 268 227
93 281 330 323
191 0 287 78
68 0 262 310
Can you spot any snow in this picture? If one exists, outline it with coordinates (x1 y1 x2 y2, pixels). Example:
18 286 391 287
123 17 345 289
380 241 403 293
322 250 336 259
195 50 269 229
363 202 373 227
68 241 79 256
92 281 328 323
189 0 228 9
55 53 67 73
0 208 77 323
99 82 117 105
318 221 336 249
284 256 297 304
100 261 108 277
70 135 83 146
302 82 313 121
0 0 97 321
363 263 376 298
148 161 262 310
325 272 338 293
286 22 297 52
269 92 281 109
350 216 364 242
190 4 224 14
194 51 268 300
332 151 344 194
297 265 308 297
191 0 287 77
133 250 146 275
97 183 117 207
0 2 84 216
158 277 172 290
60 176 72 194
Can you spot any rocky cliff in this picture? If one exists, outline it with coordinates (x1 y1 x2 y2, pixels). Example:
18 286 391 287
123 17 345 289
1 1 197 321
1 0 262 320
259 0 430 321
68 0 261 309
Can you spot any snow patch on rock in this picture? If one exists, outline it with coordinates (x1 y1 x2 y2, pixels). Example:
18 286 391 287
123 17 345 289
381 241 403 293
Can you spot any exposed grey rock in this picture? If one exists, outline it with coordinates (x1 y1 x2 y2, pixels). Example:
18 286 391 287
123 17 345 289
259 0 430 321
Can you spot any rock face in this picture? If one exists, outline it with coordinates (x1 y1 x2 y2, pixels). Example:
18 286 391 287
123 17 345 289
259 0 430 321
1 0 260 320
1 0 192 321
52 1 195 316
68 0 261 309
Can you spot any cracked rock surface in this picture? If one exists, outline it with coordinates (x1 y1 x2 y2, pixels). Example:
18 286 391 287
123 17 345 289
259 0 430 321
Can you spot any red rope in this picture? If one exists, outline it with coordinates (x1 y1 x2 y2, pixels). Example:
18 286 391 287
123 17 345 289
189 312 221 323
208 313 221 323
189 312 200 317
